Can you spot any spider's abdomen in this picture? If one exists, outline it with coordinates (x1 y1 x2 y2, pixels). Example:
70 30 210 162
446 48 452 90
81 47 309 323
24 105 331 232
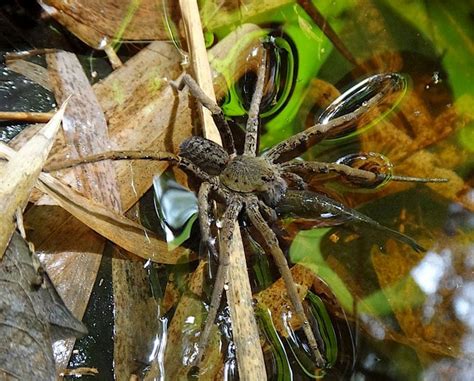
219 155 287 205
179 136 230 176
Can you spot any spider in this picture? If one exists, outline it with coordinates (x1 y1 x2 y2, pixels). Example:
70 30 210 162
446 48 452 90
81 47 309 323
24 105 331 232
47 47 446 369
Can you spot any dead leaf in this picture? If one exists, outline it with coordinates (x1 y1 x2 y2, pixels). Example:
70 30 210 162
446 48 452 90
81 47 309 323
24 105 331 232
0 232 86 380
0 102 67 257
40 0 180 47
111 246 161 379
255 264 316 336
158 261 224 381
372 233 473 359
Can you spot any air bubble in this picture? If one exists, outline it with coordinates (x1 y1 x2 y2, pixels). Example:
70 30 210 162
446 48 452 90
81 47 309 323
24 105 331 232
336 152 394 188
318 73 407 140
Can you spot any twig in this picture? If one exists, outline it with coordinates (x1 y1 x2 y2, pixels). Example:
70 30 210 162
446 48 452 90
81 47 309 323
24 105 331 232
178 1 267 379
0 111 54 123
104 45 123 69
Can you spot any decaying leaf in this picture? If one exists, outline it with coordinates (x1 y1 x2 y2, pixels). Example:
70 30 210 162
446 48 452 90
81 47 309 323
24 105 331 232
254 264 316 336
158 262 223 380
40 0 180 47
0 231 86 380
111 245 161 379
372 233 473 359
41 163 191 263
0 102 67 258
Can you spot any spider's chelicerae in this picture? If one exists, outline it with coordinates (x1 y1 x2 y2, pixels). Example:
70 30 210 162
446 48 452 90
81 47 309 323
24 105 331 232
49 48 446 368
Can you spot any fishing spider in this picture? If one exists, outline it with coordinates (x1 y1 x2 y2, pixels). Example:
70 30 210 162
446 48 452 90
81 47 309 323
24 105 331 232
48 48 446 368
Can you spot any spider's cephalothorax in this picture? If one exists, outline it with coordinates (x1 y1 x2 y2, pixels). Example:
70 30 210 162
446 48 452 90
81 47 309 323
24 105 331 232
220 155 287 205
48 47 447 370
180 136 287 206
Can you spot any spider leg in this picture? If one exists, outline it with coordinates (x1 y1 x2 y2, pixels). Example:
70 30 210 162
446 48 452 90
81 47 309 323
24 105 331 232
281 171 307 190
257 199 278 222
246 200 326 368
264 74 400 163
195 198 243 365
45 150 215 184
198 182 218 259
244 48 267 157
170 74 236 155
275 190 425 252
280 161 447 187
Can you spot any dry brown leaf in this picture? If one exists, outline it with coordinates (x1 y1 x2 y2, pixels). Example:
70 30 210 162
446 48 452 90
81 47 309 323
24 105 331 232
40 0 180 47
36 172 190 263
0 102 66 257
6 59 51 91
44 49 184 375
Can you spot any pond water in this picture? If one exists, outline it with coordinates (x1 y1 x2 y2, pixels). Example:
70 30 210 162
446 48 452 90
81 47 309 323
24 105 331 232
1 1 473 380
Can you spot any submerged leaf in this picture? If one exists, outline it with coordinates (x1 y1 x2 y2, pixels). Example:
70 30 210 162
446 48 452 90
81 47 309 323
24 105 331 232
372 231 474 359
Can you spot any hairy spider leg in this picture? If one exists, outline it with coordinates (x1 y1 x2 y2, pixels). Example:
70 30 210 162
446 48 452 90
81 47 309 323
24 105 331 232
195 198 243 365
45 150 215 184
198 181 219 259
264 74 399 163
278 190 424 252
244 48 267 156
280 161 448 188
281 171 307 190
170 74 236 155
246 200 326 367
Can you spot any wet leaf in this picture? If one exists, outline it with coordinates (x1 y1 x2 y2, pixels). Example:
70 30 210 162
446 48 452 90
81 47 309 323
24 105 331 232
255 264 314 336
159 262 223 380
111 246 161 379
0 232 86 380
372 231 474 359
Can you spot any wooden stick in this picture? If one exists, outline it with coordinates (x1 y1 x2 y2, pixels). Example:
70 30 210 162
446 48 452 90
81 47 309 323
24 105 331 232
104 45 123 69
178 1 267 379
0 111 54 123
179 0 221 144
